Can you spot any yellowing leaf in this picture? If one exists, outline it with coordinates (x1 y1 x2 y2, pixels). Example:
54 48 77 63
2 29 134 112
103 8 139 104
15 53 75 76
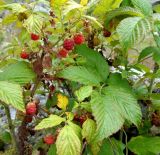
57 94 69 110
80 0 88 6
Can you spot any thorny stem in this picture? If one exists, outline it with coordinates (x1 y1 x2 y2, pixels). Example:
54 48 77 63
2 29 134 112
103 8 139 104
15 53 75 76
4 104 20 155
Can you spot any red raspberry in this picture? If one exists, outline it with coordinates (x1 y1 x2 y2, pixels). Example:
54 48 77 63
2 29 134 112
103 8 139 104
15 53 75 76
57 48 68 58
43 135 55 145
103 29 111 37
74 34 85 45
20 52 29 59
63 39 74 50
31 33 40 41
26 102 37 115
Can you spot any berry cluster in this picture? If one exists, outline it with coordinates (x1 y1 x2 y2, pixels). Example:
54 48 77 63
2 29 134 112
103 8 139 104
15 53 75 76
74 113 88 125
57 33 85 58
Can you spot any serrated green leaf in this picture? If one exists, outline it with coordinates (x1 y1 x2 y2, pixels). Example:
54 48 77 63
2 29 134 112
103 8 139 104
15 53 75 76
56 125 81 155
105 7 144 27
35 115 65 130
2 14 17 25
0 81 24 112
75 44 109 82
91 85 141 140
75 86 93 102
93 0 122 17
63 0 83 15
67 121 82 139
58 66 101 86
80 102 92 112
91 91 124 140
131 0 152 16
153 48 160 65
0 61 36 85
128 136 160 155
82 119 96 143
138 46 159 62
117 17 152 49
23 14 44 34
0 3 27 14
98 138 125 155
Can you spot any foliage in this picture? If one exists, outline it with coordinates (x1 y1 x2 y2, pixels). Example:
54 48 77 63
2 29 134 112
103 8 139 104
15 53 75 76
0 0 160 155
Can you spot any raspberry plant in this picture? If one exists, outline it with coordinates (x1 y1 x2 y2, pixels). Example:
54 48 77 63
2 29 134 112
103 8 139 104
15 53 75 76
0 0 160 155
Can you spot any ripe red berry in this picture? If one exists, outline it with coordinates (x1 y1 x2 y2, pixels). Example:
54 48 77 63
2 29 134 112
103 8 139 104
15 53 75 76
103 29 111 37
20 52 29 59
31 33 40 41
26 102 37 115
57 48 69 58
43 135 55 145
63 39 74 50
74 33 85 45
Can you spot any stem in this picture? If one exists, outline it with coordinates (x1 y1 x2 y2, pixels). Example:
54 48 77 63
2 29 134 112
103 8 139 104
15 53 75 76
80 141 87 155
148 63 159 95
119 129 123 142
123 129 128 155
4 105 20 155
30 76 40 97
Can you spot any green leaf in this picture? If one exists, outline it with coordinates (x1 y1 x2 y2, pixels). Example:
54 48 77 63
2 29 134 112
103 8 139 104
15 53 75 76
67 121 82 139
93 0 122 17
138 46 159 62
80 102 92 112
75 86 93 102
131 0 153 16
75 44 109 82
117 17 152 49
91 85 141 140
98 138 125 155
47 144 56 155
105 7 144 27
56 125 81 155
128 136 160 155
82 119 96 143
2 14 17 25
0 81 24 112
23 14 44 34
63 0 83 15
35 115 65 130
0 3 27 14
0 131 11 144
0 61 36 85
153 48 160 65
58 66 101 86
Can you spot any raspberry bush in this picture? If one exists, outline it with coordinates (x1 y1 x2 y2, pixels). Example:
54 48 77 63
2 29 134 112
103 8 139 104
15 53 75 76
0 0 160 155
